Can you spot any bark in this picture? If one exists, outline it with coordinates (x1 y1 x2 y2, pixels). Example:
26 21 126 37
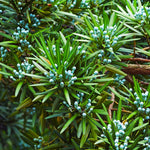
122 64 150 75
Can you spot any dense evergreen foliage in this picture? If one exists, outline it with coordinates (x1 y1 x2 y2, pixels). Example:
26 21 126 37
0 0 150 149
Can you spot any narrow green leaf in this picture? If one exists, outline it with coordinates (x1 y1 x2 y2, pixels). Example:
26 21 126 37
0 71 12 76
82 118 86 135
94 78 114 82
42 143 64 150
127 111 137 120
103 129 115 149
64 88 71 105
77 75 103 80
109 86 125 100
23 73 47 79
80 125 90 148
88 9 98 26
129 134 142 149
125 118 139 136
32 95 44 102
96 113 107 128
60 114 78 134
73 33 91 40
42 90 55 103
45 113 62 119
132 122 148 132
59 31 66 45
105 64 127 76
0 32 13 40
109 12 116 26
33 61 48 73
117 99 122 121
26 9 31 24
93 109 107 115
71 139 81 150
84 16 93 30
0 62 14 71
15 81 24 97
77 121 83 138
16 97 32 110
102 104 111 124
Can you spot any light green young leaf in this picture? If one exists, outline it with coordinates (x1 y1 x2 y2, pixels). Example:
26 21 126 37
105 64 127 76
15 81 24 97
64 88 71 105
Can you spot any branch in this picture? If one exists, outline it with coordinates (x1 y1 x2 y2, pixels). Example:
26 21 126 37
122 64 150 75
122 58 150 62
108 87 115 120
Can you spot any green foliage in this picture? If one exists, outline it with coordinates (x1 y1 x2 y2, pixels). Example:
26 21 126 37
0 0 150 149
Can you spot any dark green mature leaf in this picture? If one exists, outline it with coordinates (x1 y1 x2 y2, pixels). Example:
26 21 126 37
71 139 81 150
16 97 32 110
126 117 139 136
80 125 91 148
60 114 78 134
93 109 107 115
117 99 122 121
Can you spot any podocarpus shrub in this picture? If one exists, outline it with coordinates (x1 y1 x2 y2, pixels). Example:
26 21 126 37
0 0 150 149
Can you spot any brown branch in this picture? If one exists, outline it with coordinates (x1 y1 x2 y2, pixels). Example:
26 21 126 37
143 46 150 51
111 108 131 113
122 64 150 75
108 87 115 120
122 58 150 62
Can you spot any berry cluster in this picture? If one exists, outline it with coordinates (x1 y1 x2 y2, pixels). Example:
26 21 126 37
74 93 93 117
10 60 34 80
0 47 7 61
130 89 150 120
33 136 43 149
143 136 150 150
134 6 150 25
44 64 77 88
42 0 54 3
13 26 31 52
77 45 85 54
102 25 120 48
51 45 63 55
90 70 99 81
90 25 120 64
18 140 30 149
114 74 126 85
30 13 41 28
18 20 29 30
20 39 31 49
102 120 129 150
13 27 29 40
98 49 113 64
26 107 36 115
68 0 90 9
65 67 77 87
90 25 120 48
90 26 101 40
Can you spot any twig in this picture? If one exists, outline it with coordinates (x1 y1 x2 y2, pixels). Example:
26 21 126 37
122 64 150 75
122 58 150 62
143 46 150 51
111 108 131 113
108 87 115 120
